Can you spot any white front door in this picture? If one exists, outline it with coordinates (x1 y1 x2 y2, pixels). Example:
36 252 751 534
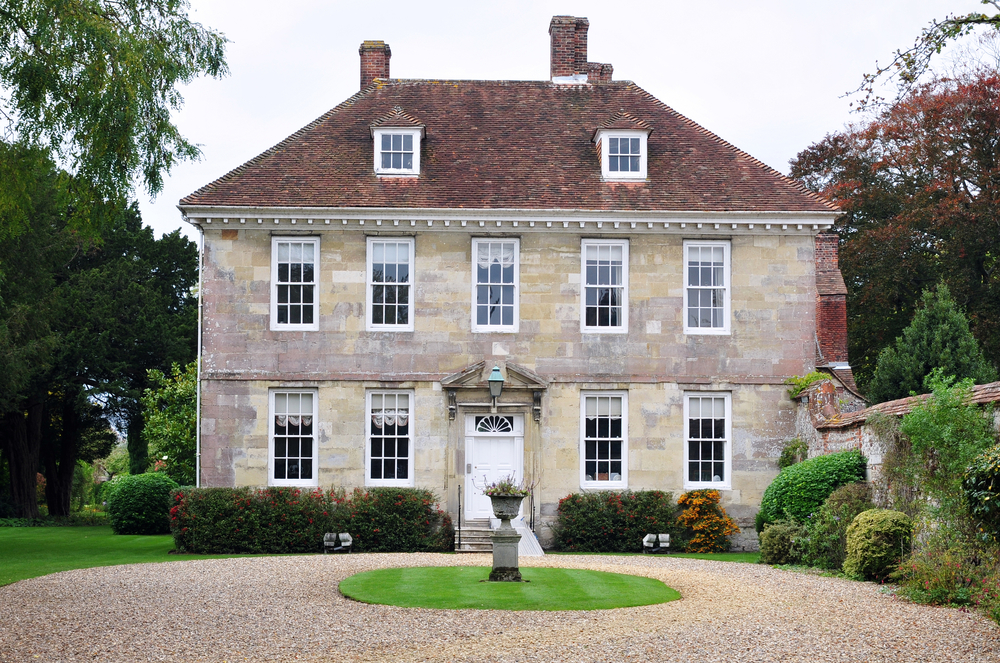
465 414 524 520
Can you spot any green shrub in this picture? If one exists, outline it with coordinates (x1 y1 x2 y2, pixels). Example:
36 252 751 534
676 489 740 553
801 482 875 570
107 473 179 535
339 487 453 553
554 490 678 552
778 438 809 470
171 487 343 553
170 486 452 554
757 449 867 531
964 443 1000 542
843 509 913 580
759 519 807 565
785 372 828 398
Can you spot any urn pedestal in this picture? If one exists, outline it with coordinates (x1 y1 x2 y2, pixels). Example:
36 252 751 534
488 495 524 582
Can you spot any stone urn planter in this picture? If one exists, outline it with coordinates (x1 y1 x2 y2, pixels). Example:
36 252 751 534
488 494 525 582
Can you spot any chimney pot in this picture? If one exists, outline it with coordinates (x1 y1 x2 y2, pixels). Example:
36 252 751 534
359 40 391 89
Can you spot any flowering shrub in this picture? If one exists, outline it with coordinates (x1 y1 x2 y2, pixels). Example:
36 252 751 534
340 487 453 553
800 481 874 570
894 542 1000 623
676 489 740 553
170 486 453 554
170 486 342 554
554 490 678 552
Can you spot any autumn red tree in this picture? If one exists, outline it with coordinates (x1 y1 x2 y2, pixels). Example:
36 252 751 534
791 72 1000 389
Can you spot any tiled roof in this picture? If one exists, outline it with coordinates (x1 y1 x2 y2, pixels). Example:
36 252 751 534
181 79 839 213
370 106 425 130
595 110 652 132
816 270 848 296
817 380 1000 430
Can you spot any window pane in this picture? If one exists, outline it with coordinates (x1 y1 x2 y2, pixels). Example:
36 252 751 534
402 134 412 151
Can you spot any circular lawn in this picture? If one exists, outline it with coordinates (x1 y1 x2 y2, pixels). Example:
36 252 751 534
338 565 680 610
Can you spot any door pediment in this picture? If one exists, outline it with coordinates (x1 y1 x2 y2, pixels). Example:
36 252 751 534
440 361 549 391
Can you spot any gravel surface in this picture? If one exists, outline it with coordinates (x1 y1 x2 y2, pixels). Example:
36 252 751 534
1 553 997 662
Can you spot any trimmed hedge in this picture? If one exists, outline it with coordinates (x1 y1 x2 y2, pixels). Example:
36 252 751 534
554 490 678 552
757 449 867 531
340 487 453 553
170 486 453 554
843 509 912 580
107 473 179 535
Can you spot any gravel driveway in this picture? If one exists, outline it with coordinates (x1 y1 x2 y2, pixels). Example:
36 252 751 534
0 553 997 662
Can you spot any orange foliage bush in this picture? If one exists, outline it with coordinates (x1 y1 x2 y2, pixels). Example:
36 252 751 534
676 489 740 553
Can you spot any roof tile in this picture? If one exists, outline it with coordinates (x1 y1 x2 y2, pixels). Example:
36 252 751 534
181 79 838 213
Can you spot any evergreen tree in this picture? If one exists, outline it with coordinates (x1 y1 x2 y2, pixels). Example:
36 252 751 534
867 284 997 403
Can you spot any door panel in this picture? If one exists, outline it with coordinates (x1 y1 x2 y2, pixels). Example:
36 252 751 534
465 415 523 520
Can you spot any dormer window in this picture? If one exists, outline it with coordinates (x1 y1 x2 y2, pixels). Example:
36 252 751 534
595 130 647 180
608 137 640 173
381 133 413 170
373 128 421 175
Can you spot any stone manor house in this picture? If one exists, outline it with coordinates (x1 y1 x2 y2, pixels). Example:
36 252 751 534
180 16 848 548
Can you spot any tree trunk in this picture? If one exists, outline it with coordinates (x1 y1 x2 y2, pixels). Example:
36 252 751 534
0 398 44 519
43 395 79 517
127 408 147 475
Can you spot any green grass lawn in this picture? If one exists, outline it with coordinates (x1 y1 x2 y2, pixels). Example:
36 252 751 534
339 566 681 610
0 526 254 587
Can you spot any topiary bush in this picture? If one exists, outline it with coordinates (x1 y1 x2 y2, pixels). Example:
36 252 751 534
107 473 179 535
676 489 740 553
759 519 807 565
757 449 867 531
801 481 875 570
554 490 678 552
843 509 913 580
339 487 453 553
964 443 1000 542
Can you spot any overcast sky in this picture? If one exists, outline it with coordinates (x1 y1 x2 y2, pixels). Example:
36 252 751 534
142 0 987 241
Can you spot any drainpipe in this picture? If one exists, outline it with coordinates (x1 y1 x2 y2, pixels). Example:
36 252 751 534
195 222 204 488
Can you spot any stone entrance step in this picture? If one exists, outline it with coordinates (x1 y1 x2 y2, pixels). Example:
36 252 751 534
455 520 492 553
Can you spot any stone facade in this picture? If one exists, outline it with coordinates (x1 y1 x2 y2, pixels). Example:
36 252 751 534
198 226 824 548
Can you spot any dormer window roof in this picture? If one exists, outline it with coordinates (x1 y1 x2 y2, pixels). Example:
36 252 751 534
371 107 425 176
593 111 651 181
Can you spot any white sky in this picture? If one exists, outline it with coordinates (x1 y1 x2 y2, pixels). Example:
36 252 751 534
141 0 988 241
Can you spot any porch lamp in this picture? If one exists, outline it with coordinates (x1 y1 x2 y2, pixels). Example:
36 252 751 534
488 365 504 413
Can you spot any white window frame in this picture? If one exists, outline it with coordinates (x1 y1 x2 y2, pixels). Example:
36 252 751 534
268 389 319 488
683 392 732 491
365 390 415 487
366 237 415 332
595 130 648 180
471 238 520 333
373 128 422 176
270 236 320 332
683 240 731 335
579 391 628 490
581 239 629 334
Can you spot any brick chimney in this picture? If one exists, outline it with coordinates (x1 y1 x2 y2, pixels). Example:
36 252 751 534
815 233 849 365
360 40 391 89
549 16 580 78
549 16 612 83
